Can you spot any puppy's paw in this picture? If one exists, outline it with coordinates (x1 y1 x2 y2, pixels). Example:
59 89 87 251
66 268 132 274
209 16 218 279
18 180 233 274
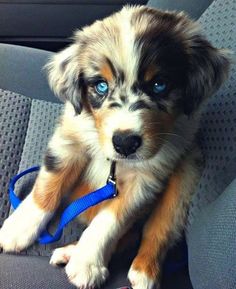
128 267 156 289
50 244 76 266
0 216 34 252
65 256 109 289
0 195 51 252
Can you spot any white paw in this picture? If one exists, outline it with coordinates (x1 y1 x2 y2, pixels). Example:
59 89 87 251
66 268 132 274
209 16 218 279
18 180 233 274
0 195 51 252
128 268 156 289
0 215 35 252
50 244 76 266
65 255 109 289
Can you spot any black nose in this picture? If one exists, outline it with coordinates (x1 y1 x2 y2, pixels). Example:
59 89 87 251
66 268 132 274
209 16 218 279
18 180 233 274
112 132 142 157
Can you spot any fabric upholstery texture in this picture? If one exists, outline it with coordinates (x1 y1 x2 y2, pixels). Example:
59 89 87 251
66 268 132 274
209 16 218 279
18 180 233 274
0 89 31 227
188 179 236 289
0 255 77 289
187 0 236 228
147 0 214 18
0 253 136 289
185 0 236 288
17 99 62 171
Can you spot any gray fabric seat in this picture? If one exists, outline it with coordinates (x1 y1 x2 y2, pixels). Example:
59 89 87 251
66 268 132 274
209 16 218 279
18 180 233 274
185 0 236 287
0 0 235 288
0 44 57 103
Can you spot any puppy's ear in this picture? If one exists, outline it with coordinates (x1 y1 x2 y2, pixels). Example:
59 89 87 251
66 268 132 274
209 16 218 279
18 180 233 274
46 44 84 114
184 35 230 115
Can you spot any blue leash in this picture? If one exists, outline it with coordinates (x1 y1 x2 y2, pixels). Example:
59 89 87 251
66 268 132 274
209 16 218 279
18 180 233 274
9 163 117 244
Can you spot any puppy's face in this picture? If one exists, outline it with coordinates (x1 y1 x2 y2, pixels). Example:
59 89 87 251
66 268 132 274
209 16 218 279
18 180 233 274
48 6 229 161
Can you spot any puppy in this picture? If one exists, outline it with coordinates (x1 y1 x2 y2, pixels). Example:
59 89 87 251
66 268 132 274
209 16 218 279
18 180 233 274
0 6 230 289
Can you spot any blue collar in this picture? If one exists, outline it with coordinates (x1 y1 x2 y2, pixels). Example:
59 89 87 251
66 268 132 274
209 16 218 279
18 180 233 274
9 163 117 244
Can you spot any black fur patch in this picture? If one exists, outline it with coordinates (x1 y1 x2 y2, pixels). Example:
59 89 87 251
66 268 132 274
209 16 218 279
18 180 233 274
71 72 85 115
132 7 229 115
132 9 190 113
157 103 168 113
107 88 115 100
120 95 127 103
44 149 60 171
183 37 230 114
131 82 142 96
137 45 187 111
89 95 104 109
118 70 125 84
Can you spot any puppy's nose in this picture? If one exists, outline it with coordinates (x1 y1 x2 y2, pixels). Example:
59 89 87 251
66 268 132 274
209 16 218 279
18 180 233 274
112 131 142 157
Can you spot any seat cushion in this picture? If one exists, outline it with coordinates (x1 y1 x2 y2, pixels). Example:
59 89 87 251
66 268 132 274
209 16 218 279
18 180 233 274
0 44 57 102
188 179 236 289
0 89 31 227
0 253 134 289
0 254 76 289
185 0 236 288
187 0 236 232
147 0 214 19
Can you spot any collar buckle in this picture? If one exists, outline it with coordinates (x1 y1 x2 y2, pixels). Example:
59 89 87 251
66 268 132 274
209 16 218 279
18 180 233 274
107 161 117 197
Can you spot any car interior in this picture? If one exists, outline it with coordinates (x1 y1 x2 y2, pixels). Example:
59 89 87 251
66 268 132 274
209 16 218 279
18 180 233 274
0 0 235 289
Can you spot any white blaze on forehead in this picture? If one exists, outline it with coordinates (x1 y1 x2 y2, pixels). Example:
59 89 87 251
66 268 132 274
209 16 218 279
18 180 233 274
114 7 141 86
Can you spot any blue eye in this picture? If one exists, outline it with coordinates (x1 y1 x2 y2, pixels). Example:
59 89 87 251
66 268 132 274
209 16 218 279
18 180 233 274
153 81 166 94
95 81 109 96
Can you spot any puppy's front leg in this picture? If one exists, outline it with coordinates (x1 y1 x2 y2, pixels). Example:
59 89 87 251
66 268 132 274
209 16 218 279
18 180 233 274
64 185 135 289
65 210 116 288
128 154 200 289
0 130 87 252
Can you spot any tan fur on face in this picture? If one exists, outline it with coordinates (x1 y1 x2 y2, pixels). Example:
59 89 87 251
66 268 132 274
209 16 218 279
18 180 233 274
100 62 115 82
144 65 158 82
92 108 113 152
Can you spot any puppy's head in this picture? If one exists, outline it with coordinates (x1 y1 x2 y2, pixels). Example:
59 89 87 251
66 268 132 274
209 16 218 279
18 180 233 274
47 6 230 161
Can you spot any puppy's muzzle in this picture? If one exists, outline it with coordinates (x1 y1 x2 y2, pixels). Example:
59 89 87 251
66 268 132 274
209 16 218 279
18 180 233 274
112 131 142 157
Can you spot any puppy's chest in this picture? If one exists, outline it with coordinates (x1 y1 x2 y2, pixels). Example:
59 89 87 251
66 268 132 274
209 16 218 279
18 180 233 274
72 160 168 224
82 158 111 189
79 159 165 201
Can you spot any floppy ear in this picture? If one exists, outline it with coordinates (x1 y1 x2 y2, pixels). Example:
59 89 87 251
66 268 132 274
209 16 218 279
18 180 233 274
184 35 230 115
46 44 84 114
